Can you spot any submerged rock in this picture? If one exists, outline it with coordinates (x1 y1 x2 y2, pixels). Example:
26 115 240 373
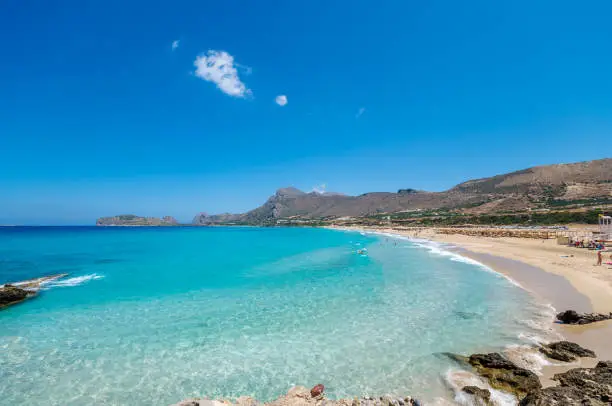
461 386 491 405
468 353 541 398
539 341 596 362
519 361 612 405
0 285 30 308
556 310 612 325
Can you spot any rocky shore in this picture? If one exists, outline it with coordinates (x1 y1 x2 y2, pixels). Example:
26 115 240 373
521 361 612 405
556 309 612 325
0 285 32 308
446 339 611 405
172 385 421 406
171 338 610 406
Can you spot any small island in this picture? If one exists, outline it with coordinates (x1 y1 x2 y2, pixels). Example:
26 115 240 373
96 214 179 226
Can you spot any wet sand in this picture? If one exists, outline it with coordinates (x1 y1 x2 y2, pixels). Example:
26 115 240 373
330 226 612 389
451 248 612 386
413 229 612 313
454 250 593 313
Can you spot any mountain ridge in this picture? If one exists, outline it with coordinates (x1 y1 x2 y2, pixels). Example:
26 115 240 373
191 158 612 225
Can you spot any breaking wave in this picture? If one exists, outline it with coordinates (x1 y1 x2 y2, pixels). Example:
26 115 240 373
41 273 104 288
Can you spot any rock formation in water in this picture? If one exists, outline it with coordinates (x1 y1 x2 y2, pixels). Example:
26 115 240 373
0 285 30 308
520 361 612 405
171 385 421 406
461 386 491 405
96 214 179 226
0 273 68 309
458 342 610 405
467 353 541 398
539 341 596 362
556 309 612 325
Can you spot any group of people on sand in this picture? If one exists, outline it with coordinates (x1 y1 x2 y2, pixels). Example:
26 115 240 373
569 239 610 266
570 239 606 250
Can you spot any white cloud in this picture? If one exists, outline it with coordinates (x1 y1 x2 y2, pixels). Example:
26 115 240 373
275 95 288 106
172 40 180 51
194 50 251 98
356 107 365 118
311 183 327 194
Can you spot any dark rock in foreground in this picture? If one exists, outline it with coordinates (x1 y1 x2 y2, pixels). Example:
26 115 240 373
468 353 541 398
520 361 612 405
171 386 421 406
556 310 612 325
539 341 596 362
0 285 30 308
0 273 68 309
461 386 491 405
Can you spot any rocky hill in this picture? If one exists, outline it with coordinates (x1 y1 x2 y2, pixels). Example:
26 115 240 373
193 158 612 225
96 215 179 226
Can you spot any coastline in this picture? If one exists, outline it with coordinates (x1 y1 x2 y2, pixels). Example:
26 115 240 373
329 225 612 391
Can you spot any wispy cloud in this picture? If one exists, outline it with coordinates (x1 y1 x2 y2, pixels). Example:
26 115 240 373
311 183 327 194
194 50 251 98
275 95 288 106
171 40 180 51
237 63 252 76
356 107 365 118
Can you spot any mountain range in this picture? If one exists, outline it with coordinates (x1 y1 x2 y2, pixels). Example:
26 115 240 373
192 158 612 225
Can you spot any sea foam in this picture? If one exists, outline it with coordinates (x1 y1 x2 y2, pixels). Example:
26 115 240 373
444 369 517 406
41 273 104 288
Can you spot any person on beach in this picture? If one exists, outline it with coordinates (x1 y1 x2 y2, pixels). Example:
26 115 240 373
596 250 602 266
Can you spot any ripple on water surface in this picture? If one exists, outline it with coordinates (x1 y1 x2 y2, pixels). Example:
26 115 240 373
0 227 555 405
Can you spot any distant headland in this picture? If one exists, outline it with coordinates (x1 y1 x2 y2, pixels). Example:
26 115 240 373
96 214 179 226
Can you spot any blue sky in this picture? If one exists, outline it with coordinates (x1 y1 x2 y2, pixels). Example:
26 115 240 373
1 1 612 224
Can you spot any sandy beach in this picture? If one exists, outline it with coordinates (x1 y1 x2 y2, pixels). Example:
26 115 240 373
330 225 612 389
408 228 612 313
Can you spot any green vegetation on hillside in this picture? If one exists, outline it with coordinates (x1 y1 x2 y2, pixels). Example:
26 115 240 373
365 209 606 226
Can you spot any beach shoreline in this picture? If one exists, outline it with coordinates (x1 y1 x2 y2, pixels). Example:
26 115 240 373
328 225 612 391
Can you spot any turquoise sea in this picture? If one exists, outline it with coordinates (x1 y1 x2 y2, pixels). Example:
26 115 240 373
0 227 553 405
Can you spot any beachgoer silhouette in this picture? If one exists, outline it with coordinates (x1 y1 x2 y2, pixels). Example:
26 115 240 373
596 250 602 266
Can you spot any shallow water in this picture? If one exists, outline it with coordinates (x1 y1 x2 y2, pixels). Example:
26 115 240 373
0 227 553 405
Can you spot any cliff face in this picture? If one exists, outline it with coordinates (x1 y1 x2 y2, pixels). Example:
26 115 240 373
96 215 179 226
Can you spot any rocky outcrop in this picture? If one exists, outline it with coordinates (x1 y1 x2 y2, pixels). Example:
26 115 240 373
192 212 243 226
467 353 541 398
1 273 68 309
310 384 324 398
461 386 491 405
170 386 421 406
539 341 596 362
162 216 179 225
520 361 612 405
556 310 612 325
97 215 180 226
0 285 30 308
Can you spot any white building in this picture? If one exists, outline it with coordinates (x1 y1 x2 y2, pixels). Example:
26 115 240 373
599 215 612 240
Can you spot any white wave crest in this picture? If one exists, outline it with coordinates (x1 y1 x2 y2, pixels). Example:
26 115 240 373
42 274 104 288
504 344 552 375
443 369 517 406
401 237 526 288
